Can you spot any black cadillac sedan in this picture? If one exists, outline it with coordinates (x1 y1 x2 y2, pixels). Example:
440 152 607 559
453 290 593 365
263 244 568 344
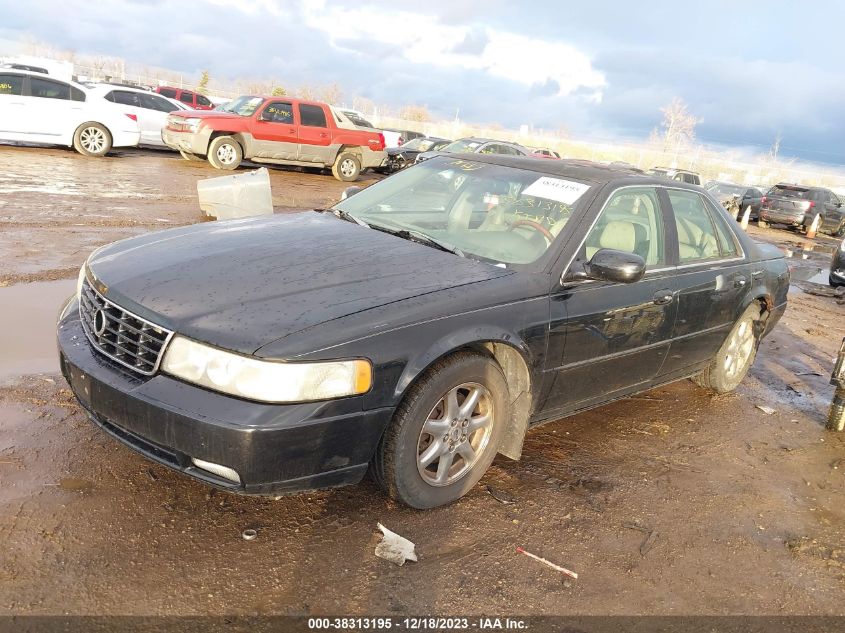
57 156 789 509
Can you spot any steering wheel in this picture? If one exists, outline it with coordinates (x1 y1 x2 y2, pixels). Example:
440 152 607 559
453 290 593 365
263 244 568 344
508 219 555 242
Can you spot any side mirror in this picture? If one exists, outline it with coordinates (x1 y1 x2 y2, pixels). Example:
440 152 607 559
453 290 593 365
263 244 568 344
340 186 363 201
586 249 646 284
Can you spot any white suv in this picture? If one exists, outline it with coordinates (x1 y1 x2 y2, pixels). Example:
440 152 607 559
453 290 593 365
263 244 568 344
0 70 141 156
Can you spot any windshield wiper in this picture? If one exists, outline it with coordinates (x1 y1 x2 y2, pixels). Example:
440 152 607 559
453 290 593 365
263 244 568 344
368 224 465 258
314 207 370 227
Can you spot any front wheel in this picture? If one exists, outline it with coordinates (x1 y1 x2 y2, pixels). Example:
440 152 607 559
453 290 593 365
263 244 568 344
757 219 769 228
372 352 509 509
207 136 242 170
73 123 112 157
332 152 361 182
693 304 761 393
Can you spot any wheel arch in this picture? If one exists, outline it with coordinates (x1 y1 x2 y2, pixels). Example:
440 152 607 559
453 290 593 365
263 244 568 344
209 131 248 153
392 330 536 461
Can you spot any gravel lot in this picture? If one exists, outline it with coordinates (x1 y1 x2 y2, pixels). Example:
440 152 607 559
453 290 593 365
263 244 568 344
1 145 844 616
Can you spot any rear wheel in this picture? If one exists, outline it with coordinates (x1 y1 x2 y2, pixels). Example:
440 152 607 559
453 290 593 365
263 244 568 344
332 152 361 182
757 219 769 228
693 304 761 393
207 136 242 170
372 352 509 509
73 123 112 157
835 221 845 238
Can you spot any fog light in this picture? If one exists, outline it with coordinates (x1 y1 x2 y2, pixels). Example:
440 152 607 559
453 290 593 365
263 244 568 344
190 457 241 484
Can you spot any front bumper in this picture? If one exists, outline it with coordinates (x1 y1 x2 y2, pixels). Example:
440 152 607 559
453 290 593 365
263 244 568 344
161 127 212 156
57 302 392 495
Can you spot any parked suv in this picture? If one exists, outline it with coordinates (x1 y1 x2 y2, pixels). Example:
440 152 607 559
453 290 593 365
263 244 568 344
0 69 141 156
758 183 845 236
155 86 213 110
648 167 701 186
162 95 387 180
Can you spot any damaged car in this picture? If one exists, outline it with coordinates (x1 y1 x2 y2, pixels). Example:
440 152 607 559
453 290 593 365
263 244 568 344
57 156 789 509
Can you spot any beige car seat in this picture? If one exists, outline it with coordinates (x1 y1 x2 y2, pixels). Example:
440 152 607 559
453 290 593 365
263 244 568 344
586 221 637 259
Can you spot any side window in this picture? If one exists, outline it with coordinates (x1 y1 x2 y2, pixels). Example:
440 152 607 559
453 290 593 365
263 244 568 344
140 93 175 112
158 87 176 98
196 94 211 107
260 101 294 124
704 197 740 257
669 190 723 262
0 74 25 95
829 191 840 205
299 104 327 127
178 91 194 104
109 91 141 107
583 187 665 267
70 86 86 102
29 77 71 100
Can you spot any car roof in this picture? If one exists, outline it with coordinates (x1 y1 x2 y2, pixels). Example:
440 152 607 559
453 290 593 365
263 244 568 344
433 154 695 188
0 68 87 89
87 83 153 95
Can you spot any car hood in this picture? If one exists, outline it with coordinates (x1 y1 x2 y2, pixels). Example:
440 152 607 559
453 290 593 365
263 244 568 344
87 213 512 355
168 110 242 121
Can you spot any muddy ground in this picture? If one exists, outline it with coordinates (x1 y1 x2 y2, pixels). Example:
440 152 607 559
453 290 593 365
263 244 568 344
1 145 844 616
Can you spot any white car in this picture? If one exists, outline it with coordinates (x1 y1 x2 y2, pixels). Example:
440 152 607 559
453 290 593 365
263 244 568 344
86 84 186 148
0 69 140 156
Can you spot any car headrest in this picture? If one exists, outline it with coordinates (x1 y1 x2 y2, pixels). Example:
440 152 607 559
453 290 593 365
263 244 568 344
598 221 636 252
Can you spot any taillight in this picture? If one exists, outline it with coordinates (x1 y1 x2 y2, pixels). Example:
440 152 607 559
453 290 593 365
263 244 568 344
804 200 815 211
378 133 386 149
761 196 767 205
397 136 404 146
125 113 138 121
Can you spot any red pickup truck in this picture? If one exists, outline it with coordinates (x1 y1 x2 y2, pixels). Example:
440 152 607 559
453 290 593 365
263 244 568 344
162 95 387 181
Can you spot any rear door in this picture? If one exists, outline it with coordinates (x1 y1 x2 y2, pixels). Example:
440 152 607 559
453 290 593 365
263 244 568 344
296 103 333 164
821 191 844 233
657 188 750 378
542 185 677 414
105 90 150 141
177 90 195 109
138 92 177 145
0 73 28 136
249 99 298 160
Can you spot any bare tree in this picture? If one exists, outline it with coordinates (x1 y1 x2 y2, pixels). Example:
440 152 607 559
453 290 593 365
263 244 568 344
660 97 700 154
295 84 315 100
769 132 781 161
399 105 431 122
317 83 342 105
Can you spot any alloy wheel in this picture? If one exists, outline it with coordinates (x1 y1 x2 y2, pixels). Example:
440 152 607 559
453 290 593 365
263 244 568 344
416 382 494 487
723 320 755 379
80 127 106 154
216 144 237 165
340 158 357 178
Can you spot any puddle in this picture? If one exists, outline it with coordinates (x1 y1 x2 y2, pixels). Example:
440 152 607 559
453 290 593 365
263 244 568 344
0 279 76 383
789 266 830 285
57 477 94 494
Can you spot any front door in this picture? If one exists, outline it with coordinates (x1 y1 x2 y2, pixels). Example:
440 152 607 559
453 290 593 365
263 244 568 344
542 186 677 415
0 73 28 136
25 76 84 139
249 100 298 160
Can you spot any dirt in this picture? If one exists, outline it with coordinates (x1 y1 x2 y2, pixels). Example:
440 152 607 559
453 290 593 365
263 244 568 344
1 145 845 616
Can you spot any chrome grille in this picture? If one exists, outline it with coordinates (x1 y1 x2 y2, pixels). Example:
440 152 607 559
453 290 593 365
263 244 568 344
79 278 173 376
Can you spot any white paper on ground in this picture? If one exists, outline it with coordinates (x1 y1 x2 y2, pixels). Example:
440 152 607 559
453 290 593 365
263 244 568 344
375 523 418 566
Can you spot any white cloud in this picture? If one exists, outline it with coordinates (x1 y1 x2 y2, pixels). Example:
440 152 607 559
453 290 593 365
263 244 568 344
299 3 605 99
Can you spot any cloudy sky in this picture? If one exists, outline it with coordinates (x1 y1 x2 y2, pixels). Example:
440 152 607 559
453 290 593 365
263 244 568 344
2 0 844 163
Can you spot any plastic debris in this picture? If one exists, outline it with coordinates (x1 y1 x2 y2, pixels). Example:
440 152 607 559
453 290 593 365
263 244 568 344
241 529 257 541
486 485 516 504
375 523 417 566
756 405 776 415
516 547 578 579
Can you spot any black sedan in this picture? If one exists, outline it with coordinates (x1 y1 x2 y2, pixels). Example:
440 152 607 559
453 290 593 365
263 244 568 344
57 156 789 509
705 182 763 220
832 236 845 287
383 136 451 173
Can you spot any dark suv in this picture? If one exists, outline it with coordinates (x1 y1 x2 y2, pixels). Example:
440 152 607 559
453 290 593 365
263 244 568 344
758 183 845 236
648 167 701 186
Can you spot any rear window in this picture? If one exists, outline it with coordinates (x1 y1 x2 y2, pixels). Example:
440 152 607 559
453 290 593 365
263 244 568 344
179 91 194 104
0 74 24 96
30 77 71 100
768 185 810 199
158 87 176 98
197 94 211 107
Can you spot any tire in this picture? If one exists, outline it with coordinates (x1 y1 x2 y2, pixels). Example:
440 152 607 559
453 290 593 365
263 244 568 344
835 221 845 238
179 150 203 162
73 122 112 157
757 219 769 228
207 136 242 170
693 304 761 394
372 351 509 509
332 152 361 182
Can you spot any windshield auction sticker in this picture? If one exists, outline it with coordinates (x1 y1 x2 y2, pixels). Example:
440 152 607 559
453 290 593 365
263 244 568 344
522 177 590 205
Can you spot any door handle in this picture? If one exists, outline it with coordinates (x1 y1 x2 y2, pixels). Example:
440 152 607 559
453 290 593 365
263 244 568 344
319 132 329 138
734 277 748 288
652 290 673 305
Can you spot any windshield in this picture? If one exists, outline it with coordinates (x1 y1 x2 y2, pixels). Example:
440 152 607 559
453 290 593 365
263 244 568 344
401 138 440 151
215 95 264 116
333 157 593 266
768 185 810 199
442 139 483 153
707 183 745 196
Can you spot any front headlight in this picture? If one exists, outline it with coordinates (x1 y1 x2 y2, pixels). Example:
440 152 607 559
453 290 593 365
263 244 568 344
76 264 87 299
161 336 372 403
184 117 202 132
